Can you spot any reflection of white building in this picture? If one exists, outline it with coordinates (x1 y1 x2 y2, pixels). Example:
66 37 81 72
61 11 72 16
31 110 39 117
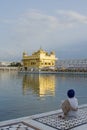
57 59 87 69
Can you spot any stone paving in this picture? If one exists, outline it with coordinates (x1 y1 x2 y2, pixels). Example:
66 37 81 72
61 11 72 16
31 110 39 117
33 105 87 130
0 122 40 130
0 104 87 130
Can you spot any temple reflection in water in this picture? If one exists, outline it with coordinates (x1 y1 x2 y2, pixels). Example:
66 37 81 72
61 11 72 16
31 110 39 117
22 74 55 97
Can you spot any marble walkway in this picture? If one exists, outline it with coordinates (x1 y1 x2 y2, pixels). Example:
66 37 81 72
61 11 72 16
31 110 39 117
0 104 87 130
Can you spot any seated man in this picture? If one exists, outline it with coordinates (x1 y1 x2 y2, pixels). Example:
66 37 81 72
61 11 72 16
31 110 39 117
59 89 78 119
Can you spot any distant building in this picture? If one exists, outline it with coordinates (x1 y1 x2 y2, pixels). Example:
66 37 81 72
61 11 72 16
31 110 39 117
0 62 11 67
57 59 87 70
22 48 57 71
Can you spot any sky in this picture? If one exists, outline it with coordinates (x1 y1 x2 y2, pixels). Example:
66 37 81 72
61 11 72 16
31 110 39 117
0 0 87 61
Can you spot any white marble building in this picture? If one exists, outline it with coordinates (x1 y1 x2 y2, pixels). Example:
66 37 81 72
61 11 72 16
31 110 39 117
57 59 87 69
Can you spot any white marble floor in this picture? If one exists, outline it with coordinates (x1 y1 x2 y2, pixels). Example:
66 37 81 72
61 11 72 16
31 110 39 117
0 104 87 130
0 122 40 130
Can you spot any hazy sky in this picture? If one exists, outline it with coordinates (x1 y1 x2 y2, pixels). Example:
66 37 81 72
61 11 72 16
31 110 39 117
0 0 87 61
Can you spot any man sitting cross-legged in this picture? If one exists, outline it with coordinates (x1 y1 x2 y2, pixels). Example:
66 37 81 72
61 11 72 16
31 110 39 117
59 89 78 119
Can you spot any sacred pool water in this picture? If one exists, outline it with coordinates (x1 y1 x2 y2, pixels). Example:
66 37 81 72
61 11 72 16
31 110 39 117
0 71 87 121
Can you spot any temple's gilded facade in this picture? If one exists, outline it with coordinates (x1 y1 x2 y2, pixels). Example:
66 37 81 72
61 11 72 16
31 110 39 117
22 49 57 70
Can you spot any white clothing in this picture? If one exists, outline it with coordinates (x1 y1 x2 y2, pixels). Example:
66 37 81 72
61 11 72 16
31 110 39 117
68 97 78 117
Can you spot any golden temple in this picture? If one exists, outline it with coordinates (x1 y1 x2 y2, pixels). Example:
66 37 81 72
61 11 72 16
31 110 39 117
22 48 57 71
